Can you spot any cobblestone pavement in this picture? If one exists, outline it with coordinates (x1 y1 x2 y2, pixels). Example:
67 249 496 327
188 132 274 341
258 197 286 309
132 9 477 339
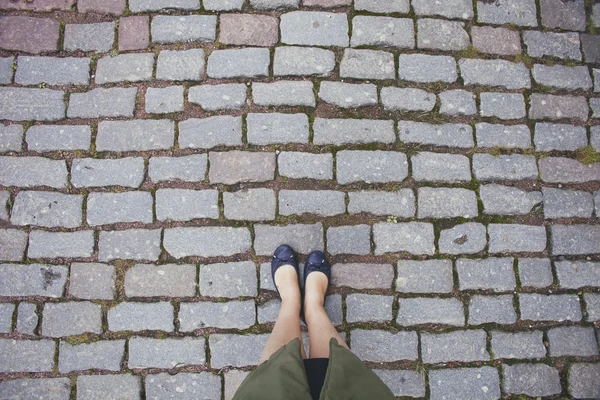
0 0 600 399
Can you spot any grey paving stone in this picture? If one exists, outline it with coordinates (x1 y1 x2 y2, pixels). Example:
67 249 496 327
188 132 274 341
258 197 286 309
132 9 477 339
354 0 409 13
59 340 124 373
179 116 242 149
210 334 268 368
399 121 474 148
0 303 13 333
346 294 392 323
471 26 521 55
323 294 343 326
417 18 469 51
587 294 600 319
327 225 371 255
247 113 309 145
145 86 184 114
422 330 488 363
98 229 161 262
64 23 114 53
337 150 408 184
543 188 594 219
67 87 137 118
95 53 153 84
469 295 516 325
439 89 476 116
277 152 333 180
303 0 350 6
596 69 600 92
164 227 251 258
28 230 93 259
313 118 394 145
0 56 14 84
129 0 199 11
430 367 500 400
520 293 582 321
596 190 600 216
541 0 585 30
87 192 152 226
397 297 464 326
129 337 205 368
551 224 600 255
207 48 269 78
97 119 174 152
530 94 589 122
224 370 250 400
351 330 417 362
257 299 279 324
224 188 276 221
519 258 553 288
556 260 600 289
273 46 335 76
412 152 470 183
477 0 537 26
332 263 394 289
189 84 246 110
0 339 55 372
318 82 376 108
439 222 486 255
250 0 299 8
0 229 27 261
0 378 70 400
548 326 598 356
78 0 126 14
351 16 414 49
374 370 426 398
488 224 547 253
591 98 600 119
151 15 215 44
11 191 82 228
253 81 314 107
69 263 115 300
125 264 196 297
457 257 516 291
204 0 244 9
209 151 275 184
381 87 435 112
156 189 218 221
540 157 600 183
475 123 532 149
524 30 582 60
279 190 345 217
26 125 91 151
0 124 22 152
0 263 67 297
108 302 174 332
479 92 525 120
374 222 434 255
281 11 348 47
156 49 205 81
149 154 207 183
473 154 538 181
532 64 592 91
503 363 561 397
0 190 8 221
398 54 457 83
340 49 395 80
396 260 453 293
0 88 65 122
16 56 90 85
77 375 141 400
254 223 323 255
569 363 600 399
42 302 102 337
417 187 478 219
459 59 531 89
180 300 255 330
199 262 257 298
582 34 600 64
145 372 221 400
412 0 473 19
16 302 37 334
595 3 600 27
348 190 415 217
492 331 546 360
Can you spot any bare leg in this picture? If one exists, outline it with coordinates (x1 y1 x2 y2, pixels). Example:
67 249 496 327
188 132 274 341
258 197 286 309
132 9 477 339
304 272 349 359
259 265 306 363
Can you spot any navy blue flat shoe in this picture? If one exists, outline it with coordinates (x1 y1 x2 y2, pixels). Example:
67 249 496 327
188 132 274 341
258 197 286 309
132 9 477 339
301 250 331 324
271 244 299 300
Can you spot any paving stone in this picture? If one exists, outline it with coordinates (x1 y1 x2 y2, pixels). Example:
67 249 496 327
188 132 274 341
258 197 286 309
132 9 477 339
77 375 141 400
16 302 37 334
157 49 205 81
430 367 500 400
0 156 68 188
492 331 546 359
439 222 486 255
0 229 27 261
457 257 516 291
28 230 94 259
257 299 280 324
205 0 244 9
397 297 464 326
87 192 153 226
42 302 102 337
348 190 415 217
97 119 174 151
543 188 594 219
164 227 251 258
318 82 376 108
412 0 473 19
323 294 343 326
591 99 600 119
548 326 598 356
569 363 600 399
351 16 414 49
207 48 269 78
179 116 242 150
477 0 537 26
540 0 585 31
69 263 115 300
108 302 173 332
26 125 91 152
313 118 394 145
596 190 600 216
0 190 8 221
520 293 582 321
1 0 75 10
254 223 323 255
149 155 206 183
96 53 153 84
337 150 408 184
354 0 409 13
151 15 215 45
0 339 55 372
189 84 247 110
125 264 196 297
381 87 435 112
209 151 275 184
398 54 457 83
180 300 255 331
64 23 114 53
488 224 547 253
582 34 600 63
374 222 434 255
523 30 581 60
479 92 525 120
0 378 70 400
130 337 206 369
59 340 125 373
473 154 538 181
412 152 470 183
460 59 531 89
503 363 562 397
118 16 149 51
540 157 600 183
556 260 600 289
281 11 348 47
346 294 392 323
98 229 161 262
250 0 299 8
78 0 125 14
374 370 426 398
0 303 13 333
396 260 453 293
15 56 89 86
0 56 13 84
67 87 137 118
11 191 82 228
220 14 277 47
224 370 250 400
399 121 474 148
0 263 67 297
530 94 589 121
247 113 309 145
0 124 22 152
422 330 488 363
417 18 469 51
129 0 200 11
199 261 257 298
519 258 553 288
469 295 516 325
532 64 592 91
145 372 221 400
279 190 345 216
332 263 394 289
351 329 418 363
327 225 370 255
475 123 531 149
210 334 268 368
273 46 335 76
596 69 600 92
224 188 275 221
417 187 478 219
471 26 521 55
303 0 350 5
253 81 314 107
277 152 332 180
595 3 600 27
0 16 59 54
0 88 65 122
438 90 475 116
71 157 144 188
145 86 184 114
551 224 600 255
340 49 395 80
156 189 218 221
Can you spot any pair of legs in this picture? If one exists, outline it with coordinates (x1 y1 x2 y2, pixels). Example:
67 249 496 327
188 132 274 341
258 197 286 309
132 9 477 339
259 265 348 363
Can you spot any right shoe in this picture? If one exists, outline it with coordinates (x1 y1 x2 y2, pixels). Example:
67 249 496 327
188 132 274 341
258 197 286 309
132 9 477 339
301 250 331 325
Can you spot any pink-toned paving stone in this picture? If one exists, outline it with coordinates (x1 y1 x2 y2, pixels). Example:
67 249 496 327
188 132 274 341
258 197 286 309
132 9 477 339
303 0 351 6
0 0 74 11
77 0 126 14
0 16 59 54
119 16 150 51
219 14 279 47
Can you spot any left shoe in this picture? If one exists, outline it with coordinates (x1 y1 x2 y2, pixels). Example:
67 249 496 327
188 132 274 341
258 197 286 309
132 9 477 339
271 244 300 301
301 250 331 324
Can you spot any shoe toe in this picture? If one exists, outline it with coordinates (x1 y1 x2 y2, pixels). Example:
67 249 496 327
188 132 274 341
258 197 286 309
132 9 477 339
274 244 295 260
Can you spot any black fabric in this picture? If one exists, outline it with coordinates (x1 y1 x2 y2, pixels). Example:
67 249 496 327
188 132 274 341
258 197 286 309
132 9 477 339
303 358 329 400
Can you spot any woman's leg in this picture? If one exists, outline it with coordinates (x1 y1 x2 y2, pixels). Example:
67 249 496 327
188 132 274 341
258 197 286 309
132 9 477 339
259 265 306 363
304 272 349 359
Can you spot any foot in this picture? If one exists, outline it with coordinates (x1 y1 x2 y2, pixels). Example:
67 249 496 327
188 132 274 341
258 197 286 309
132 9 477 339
303 251 331 318
272 245 301 304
